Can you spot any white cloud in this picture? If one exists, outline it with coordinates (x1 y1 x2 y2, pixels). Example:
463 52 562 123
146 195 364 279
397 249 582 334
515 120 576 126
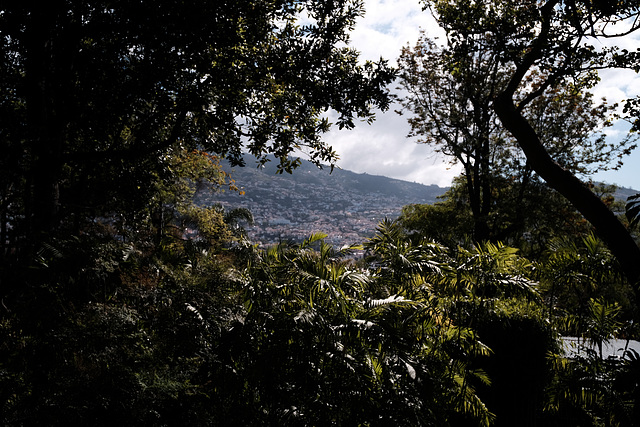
323 0 640 190
326 94 461 187
323 0 457 188
595 68 640 103
352 0 442 64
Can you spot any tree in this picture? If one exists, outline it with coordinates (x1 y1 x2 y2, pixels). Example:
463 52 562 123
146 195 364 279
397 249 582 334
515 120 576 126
423 0 640 284
0 3 396 421
397 35 505 241
399 183 476 248
0 0 395 246
0 207 251 425
399 175 595 257
397 29 633 244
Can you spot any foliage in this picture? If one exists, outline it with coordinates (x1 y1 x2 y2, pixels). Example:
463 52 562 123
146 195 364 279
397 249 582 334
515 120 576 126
627 193 640 229
420 0 640 285
536 233 637 330
397 27 630 243
538 237 639 425
546 298 640 426
399 180 476 248
365 220 560 425
0 0 395 246
3 0 640 423
0 231 239 425
205 230 495 425
399 175 596 257
3 207 637 425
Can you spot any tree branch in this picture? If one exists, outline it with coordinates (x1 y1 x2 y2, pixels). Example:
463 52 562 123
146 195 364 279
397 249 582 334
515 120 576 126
494 91 640 285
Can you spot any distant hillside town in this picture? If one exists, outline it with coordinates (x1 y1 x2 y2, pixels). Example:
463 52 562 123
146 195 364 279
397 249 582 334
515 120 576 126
194 156 447 247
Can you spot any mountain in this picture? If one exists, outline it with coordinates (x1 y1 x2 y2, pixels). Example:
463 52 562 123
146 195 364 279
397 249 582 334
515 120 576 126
612 185 639 202
194 155 448 246
194 155 639 247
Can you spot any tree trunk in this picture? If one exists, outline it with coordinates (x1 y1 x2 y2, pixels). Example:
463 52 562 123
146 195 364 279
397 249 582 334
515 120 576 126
494 92 640 285
465 164 490 242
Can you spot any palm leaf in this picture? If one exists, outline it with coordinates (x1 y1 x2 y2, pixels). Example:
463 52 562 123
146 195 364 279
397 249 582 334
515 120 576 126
301 232 328 248
366 294 408 308
626 193 640 228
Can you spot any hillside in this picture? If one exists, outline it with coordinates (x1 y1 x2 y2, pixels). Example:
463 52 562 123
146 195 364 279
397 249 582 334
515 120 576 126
612 185 639 202
194 156 448 246
194 156 639 247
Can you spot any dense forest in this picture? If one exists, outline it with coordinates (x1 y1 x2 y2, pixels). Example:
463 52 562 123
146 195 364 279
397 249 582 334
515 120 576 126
2 1 640 425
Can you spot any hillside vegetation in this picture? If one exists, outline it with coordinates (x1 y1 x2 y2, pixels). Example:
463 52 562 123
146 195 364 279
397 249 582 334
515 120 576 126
2 1 640 426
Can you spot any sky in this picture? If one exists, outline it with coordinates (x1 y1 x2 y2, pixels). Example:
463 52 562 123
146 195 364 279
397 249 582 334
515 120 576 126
320 0 640 190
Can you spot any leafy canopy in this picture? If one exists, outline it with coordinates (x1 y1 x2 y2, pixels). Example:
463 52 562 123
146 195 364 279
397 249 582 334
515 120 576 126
0 0 395 241
419 0 640 284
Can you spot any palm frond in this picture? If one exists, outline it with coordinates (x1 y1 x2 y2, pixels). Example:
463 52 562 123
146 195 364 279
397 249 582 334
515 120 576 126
366 294 409 308
301 232 328 248
626 193 640 228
